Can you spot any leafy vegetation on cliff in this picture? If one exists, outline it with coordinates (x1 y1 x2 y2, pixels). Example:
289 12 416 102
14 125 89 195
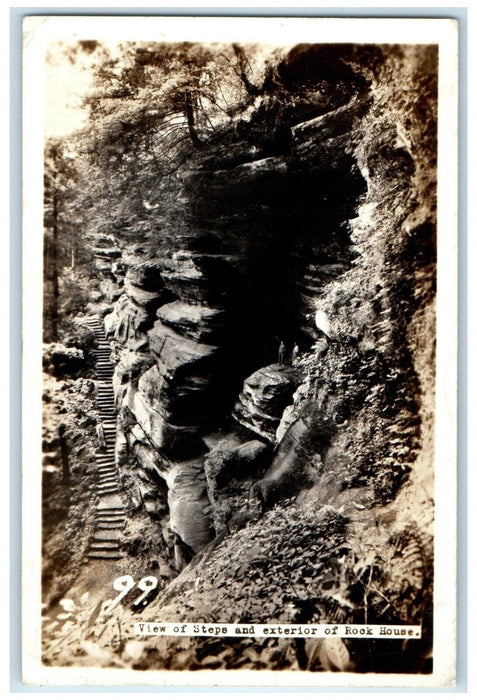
42 41 437 675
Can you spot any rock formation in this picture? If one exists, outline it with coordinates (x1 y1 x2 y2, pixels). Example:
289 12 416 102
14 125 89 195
232 364 302 442
41 38 442 675
83 44 437 598
90 45 377 569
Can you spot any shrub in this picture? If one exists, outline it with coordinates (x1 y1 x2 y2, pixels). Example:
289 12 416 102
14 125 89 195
43 343 86 377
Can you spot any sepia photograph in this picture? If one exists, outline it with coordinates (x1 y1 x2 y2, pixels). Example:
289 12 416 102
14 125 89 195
22 15 458 687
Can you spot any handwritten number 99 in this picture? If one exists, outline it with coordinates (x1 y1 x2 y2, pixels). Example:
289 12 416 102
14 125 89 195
133 577 158 608
102 575 158 614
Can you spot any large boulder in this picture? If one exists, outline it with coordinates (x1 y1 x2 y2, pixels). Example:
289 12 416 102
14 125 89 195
232 364 301 442
123 262 168 311
98 278 123 303
124 262 164 293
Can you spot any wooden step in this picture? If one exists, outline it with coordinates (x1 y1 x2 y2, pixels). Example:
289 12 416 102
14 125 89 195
87 551 122 560
90 541 119 551
96 505 126 513
93 530 121 542
87 324 128 566
95 521 125 530
96 516 125 524
97 488 120 496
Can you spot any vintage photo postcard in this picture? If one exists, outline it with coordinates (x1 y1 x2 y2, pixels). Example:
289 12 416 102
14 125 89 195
22 15 458 687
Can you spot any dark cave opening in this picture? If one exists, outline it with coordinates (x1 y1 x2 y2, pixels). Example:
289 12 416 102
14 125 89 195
181 153 368 436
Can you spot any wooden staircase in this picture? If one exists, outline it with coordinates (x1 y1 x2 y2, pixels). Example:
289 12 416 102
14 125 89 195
83 315 125 560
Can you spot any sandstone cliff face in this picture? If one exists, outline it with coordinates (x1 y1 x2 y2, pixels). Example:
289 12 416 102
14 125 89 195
88 44 436 637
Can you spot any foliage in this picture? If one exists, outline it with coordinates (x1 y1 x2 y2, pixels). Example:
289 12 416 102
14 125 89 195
43 343 86 377
290 45 437 506
44 138 97 341
42 595 142 668
62 320 97 354
40 43 437 675
42 373 99 608
58 42 267 256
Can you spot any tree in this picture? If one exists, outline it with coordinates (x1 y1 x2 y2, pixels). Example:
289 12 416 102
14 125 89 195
43 140 61 341
58 42 268 260
84 42 260 158
44 137 94 341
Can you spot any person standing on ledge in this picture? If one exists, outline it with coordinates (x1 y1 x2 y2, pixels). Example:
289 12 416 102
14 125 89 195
291 342 299 365
278 340 286 365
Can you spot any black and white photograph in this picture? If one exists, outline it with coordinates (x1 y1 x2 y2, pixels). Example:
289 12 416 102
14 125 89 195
22 15 458 687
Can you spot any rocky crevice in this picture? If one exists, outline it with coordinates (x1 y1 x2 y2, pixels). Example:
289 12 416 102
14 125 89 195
90 76 374 569
87 45 435 588
42 43 438 672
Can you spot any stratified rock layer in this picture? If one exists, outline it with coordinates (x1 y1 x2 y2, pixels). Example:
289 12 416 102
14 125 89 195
233 364 302 442
157 301 226 344
91 45 413 574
